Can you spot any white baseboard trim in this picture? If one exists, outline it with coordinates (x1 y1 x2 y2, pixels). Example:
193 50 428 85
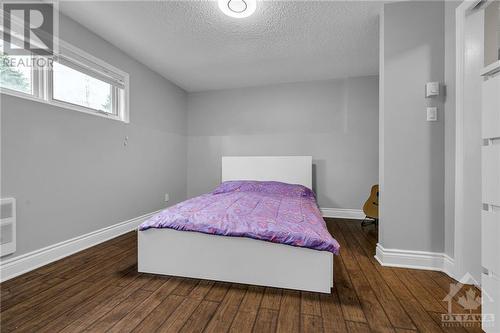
0 210 161 282
375 243 455 279
321 208 365 220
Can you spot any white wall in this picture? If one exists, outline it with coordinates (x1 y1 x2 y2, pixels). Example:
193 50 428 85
380 1 445 253
444 0 461 259
0 15 188 260
187 77 379 210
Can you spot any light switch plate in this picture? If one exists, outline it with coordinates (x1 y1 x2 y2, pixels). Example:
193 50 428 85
426 82 440 97
427 107 438 121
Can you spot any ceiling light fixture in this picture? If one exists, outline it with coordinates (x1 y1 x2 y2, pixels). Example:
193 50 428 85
218 0 256 18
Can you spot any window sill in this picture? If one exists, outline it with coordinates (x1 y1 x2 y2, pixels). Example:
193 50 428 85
1 88 129 124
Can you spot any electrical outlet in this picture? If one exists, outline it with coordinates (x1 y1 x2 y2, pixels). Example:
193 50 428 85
164 193 170 202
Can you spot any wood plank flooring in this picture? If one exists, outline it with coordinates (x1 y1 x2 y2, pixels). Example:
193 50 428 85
0 219 482 333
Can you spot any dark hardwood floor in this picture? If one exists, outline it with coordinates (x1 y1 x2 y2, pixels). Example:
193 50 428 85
0 219 481 333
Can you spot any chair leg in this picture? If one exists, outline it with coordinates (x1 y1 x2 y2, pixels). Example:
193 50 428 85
361 217 376 227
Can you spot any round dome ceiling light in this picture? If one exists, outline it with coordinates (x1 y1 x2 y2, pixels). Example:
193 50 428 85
218 0 256 18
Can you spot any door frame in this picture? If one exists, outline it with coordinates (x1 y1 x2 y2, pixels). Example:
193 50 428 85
454 0 495 281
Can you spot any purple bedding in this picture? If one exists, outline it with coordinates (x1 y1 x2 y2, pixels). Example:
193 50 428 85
139 181 340 254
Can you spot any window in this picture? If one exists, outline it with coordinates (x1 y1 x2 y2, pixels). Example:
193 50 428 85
52 62 114 114
0 39 129 122
0 57 33 94
0 41 34 95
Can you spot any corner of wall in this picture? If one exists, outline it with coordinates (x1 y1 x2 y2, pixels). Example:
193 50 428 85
378 7 385 247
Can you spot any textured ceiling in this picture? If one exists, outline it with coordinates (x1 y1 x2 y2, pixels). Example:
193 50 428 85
60 1 382 92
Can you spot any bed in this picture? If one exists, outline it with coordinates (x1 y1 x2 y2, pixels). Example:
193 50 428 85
138 156 338 293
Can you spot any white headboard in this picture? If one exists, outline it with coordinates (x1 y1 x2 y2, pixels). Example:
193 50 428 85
221 156 312 189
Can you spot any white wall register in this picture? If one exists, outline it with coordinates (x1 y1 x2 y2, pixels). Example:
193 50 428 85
0 198 16 257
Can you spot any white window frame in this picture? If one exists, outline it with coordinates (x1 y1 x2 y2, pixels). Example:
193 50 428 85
1 39 130 123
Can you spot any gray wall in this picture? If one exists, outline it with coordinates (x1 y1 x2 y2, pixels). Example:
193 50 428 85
186 77 379 209
380 1 445 252
0 15 188 260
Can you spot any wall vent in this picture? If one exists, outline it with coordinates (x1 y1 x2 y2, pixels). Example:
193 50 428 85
1 198 16 257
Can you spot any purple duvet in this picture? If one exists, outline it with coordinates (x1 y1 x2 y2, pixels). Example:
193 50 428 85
139 181 340 254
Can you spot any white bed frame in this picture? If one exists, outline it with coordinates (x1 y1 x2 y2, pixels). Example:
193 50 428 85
138 156 333 293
